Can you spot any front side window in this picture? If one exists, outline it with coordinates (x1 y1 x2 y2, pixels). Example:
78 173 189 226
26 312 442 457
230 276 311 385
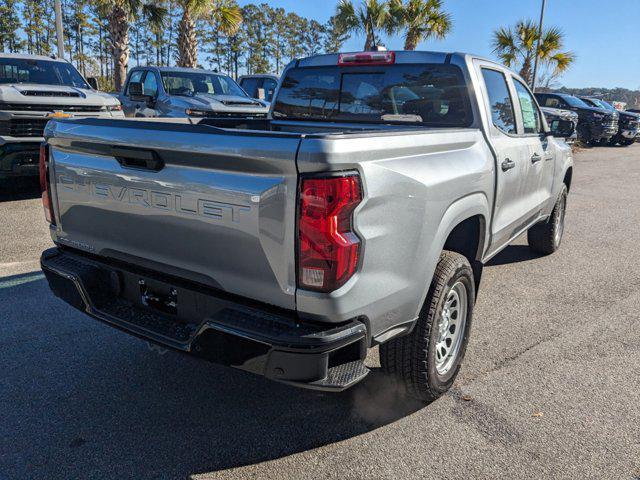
513 79 541 134
143 71 158 97
539 95 563 109
273 64 473 127
481 68 516 134
0 58 89 88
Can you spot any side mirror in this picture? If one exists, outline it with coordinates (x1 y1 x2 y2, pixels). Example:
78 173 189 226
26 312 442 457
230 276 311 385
87 77 99 90
128 82 153 104
256 88 266 101
548 119 575 139
128 81 143 97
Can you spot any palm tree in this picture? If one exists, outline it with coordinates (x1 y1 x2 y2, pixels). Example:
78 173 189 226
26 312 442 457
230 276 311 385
388 0 451 50
335 0 394 51
96 0 165 91
492 19 576 86
177 0 242 68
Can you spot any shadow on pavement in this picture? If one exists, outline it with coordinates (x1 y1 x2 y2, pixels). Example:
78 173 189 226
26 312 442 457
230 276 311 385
486 244 543 267
0 271 425 479
0 178 41 202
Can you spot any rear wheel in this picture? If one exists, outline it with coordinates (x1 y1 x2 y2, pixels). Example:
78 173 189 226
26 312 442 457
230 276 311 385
527 184 568 255
380 251 474 403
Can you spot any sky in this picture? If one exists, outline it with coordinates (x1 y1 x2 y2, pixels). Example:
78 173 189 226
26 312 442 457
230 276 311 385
237 0 640 90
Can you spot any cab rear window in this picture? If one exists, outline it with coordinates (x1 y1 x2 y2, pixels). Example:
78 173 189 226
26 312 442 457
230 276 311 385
272 64 473 127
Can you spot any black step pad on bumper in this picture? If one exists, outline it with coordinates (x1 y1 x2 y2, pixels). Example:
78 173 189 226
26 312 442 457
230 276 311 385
41 247 370 391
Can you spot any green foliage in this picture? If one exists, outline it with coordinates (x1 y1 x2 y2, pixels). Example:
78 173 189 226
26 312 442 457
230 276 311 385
0 0 23 52
492 19 576 85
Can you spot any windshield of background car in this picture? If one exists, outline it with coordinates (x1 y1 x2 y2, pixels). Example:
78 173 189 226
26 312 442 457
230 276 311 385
161 72 247 97
272 64 473 126
591 99 616 112
562 95 591 108
0 58 89 88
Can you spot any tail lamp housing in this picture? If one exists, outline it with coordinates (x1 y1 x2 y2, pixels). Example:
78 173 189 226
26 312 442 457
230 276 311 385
298 173 362 292
39 143 55 225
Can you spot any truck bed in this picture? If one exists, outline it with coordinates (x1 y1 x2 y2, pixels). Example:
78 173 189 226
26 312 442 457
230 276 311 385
45 116 491 335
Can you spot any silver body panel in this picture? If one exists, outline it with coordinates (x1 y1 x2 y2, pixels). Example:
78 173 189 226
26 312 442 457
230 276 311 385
45 52 573 342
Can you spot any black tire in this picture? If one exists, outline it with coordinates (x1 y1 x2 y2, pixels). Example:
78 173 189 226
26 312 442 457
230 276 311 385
527 184 568 255
380 251 475 403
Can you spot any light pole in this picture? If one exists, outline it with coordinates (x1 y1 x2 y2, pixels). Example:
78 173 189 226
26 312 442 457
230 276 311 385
531 0 547 92
54 0 65 59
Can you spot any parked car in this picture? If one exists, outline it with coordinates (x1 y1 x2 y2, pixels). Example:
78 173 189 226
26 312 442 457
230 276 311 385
540 106 578 143
578 96 640 146
40 51 573 402
238 74 279 102
535 92 618 146
0 53 123 180
119 67 270 118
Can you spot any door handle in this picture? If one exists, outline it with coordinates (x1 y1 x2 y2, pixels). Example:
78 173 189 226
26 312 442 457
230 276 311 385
531 153 542 164
501 158 515 172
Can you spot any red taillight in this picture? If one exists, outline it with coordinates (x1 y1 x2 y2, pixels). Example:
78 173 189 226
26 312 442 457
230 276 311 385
298 174 362 292
338 51 395 66
39 143 55 225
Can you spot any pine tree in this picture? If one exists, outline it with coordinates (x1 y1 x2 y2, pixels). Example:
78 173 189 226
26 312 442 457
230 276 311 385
0 0 24 52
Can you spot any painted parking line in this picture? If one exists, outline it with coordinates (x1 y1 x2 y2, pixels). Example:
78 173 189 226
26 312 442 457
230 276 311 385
0 273 45 289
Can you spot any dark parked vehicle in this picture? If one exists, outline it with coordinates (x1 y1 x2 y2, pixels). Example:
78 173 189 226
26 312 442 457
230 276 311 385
540 106 578 143
578 97 640 146
535 92 618 146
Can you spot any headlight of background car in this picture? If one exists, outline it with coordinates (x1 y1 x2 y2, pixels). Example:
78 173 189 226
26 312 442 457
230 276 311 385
185 108 213 117
106 104 123 112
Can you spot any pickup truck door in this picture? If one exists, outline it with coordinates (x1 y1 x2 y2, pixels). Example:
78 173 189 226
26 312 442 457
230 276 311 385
511 77 555 213
475 63 539 254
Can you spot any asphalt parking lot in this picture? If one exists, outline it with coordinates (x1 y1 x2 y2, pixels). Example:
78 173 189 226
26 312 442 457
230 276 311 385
1 145 639 480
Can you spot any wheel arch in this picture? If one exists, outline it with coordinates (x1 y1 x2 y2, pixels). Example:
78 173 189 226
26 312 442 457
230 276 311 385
563 166 573 192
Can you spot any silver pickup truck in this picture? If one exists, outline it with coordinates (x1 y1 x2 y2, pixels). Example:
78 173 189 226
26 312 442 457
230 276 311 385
0 53 124 180
39 51 573 402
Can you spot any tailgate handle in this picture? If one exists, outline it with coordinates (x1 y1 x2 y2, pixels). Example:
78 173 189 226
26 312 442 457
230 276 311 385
113 147 164 172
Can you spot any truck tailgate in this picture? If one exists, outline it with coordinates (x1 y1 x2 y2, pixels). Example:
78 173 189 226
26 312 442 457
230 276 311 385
46 118 301 310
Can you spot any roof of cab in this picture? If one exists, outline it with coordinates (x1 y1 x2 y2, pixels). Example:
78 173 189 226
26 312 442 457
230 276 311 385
132 66 229 76
0 52 69 63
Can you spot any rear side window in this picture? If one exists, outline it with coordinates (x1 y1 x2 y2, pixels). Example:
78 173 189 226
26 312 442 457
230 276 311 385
481 68 516 135
513 79 542 134
273 64 473 127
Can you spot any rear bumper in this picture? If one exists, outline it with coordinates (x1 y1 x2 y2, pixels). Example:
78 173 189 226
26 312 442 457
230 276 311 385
41 247 369 391
0 141 40 178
